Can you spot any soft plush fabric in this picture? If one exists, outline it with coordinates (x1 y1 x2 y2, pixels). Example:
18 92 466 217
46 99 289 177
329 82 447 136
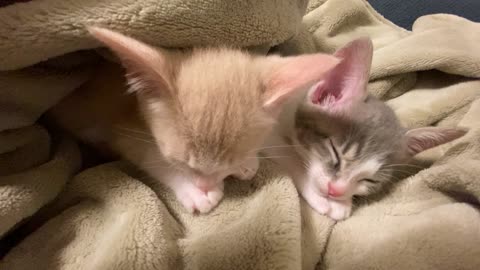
1 0 480 269
0 0 308 71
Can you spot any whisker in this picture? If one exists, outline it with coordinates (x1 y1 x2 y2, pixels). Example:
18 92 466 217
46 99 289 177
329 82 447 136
380 168 419 175
382 163 425 169
250 156 293 159
114 131 157 145
115 126 152 137
303 164 310 170
378 169 417 179
376 173 397 179
253 144 302 152
301 160 310 170
240 166 254 174
375 171 409 181
374 173 402 182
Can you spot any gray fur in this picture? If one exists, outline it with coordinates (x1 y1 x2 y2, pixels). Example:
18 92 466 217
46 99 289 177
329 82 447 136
294 94 408 194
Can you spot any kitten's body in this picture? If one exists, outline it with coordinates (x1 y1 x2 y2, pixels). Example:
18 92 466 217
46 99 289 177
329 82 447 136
264 38 467 220
48 27 339 214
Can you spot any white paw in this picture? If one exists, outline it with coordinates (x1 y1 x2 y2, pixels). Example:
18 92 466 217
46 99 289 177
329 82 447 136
232 158 259 180
300 186 331 214
327 200 352 221
175 183 224 214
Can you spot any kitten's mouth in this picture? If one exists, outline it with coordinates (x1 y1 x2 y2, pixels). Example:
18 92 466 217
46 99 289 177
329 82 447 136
327 194 348 201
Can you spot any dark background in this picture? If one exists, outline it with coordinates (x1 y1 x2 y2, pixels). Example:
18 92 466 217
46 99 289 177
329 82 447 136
368 0 480 30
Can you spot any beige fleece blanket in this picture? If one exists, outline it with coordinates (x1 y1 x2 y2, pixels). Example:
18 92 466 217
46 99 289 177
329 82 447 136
1 0 480 269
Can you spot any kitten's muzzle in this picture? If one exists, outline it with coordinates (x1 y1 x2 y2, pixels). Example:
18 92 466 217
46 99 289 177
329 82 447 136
194 175 222 192
327 182 346 197
195 181 215 192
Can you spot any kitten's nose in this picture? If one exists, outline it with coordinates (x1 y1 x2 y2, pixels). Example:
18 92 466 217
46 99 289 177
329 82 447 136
195 177 216 192
327 182 346 197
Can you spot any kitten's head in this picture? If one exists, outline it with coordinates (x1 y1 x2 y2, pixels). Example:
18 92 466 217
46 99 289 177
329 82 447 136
88 27 339 191
294 37 467 200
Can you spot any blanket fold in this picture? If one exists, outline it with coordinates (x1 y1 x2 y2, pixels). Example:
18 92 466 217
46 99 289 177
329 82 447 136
1 0 479 269
0 0 308 71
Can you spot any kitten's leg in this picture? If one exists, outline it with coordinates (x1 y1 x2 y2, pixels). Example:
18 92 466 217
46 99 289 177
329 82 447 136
231 158 259 180
327 199 352 220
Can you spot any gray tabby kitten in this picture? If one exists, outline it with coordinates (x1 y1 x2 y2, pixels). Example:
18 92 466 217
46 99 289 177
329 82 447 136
265 38 467 220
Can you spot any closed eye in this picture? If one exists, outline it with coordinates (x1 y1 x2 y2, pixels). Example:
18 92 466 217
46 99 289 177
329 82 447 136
328 138 341 169
361 178 379 184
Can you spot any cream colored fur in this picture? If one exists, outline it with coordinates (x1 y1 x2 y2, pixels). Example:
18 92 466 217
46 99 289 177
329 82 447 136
1 0 480 269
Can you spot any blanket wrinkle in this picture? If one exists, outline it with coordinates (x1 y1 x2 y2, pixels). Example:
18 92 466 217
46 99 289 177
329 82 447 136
0 0 308 71
1 0 480 269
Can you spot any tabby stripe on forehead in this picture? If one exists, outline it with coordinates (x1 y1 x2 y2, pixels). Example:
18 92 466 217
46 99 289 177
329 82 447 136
342 140 363 158
341 127 356 156
341 139 354 155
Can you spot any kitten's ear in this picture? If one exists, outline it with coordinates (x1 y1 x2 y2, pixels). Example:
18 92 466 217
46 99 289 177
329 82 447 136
88 26 173 95
261 53 340 113
311 37 373 111
405 127 468 156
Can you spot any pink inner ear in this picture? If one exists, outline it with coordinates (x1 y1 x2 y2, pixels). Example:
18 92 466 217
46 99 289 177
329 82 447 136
262 53 340 111
311 80 342 107
311 37 373 111
405 127 467 156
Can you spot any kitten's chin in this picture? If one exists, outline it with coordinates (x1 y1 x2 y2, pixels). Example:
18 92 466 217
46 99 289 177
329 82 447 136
327 194 353 202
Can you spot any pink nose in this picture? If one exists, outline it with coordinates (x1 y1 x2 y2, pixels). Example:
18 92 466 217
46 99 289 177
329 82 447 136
195 179 216 192
327 182 345 197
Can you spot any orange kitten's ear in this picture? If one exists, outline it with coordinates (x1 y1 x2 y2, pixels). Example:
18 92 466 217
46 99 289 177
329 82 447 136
405 127 468 156
261 53 340 113
87 26 173 95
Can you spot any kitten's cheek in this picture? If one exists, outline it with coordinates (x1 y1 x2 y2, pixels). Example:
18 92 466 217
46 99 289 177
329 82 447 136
313 179 329 195
354 183 369 196
231 158 259 180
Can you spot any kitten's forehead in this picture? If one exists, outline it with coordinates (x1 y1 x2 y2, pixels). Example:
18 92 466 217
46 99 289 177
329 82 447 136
177 49 259 97
173 49 267 162
297 95 404 157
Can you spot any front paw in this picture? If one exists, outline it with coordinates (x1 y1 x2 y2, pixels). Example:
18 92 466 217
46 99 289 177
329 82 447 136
175 183 224 214
327 200 352 221
232 158 259 180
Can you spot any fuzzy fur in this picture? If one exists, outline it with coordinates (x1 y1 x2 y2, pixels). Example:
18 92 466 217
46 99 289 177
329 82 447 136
264 38 467 220
48 27 339 214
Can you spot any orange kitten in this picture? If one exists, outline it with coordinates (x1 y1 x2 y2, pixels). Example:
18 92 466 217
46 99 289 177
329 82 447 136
48 27 339 214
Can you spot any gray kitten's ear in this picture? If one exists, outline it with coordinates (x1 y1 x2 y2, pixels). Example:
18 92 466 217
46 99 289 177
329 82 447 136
87 27 174 96
310 37 373 112
405 127 468 155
